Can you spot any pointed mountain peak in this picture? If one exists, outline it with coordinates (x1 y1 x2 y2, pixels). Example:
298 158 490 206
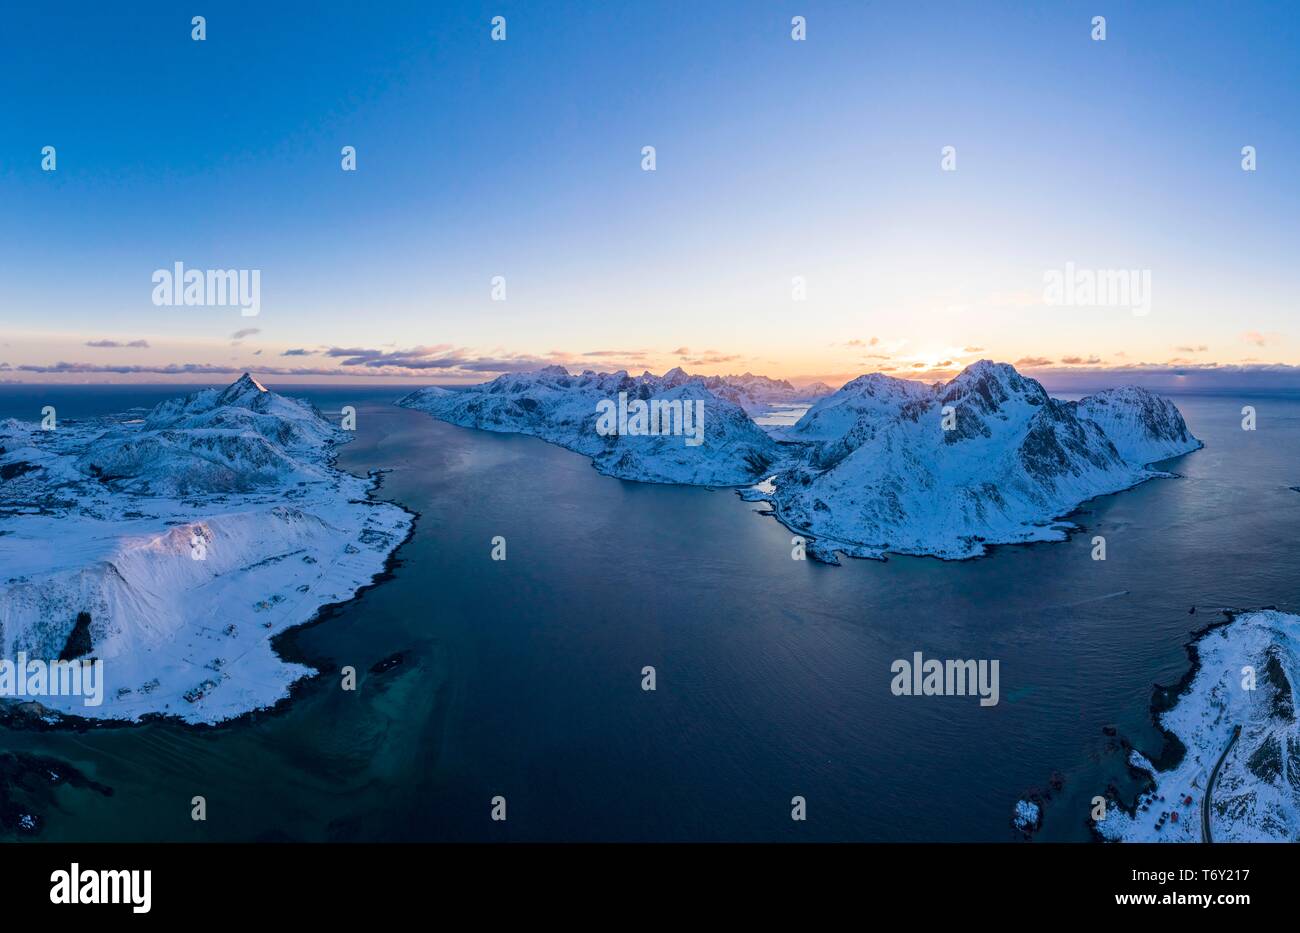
213 373 271 409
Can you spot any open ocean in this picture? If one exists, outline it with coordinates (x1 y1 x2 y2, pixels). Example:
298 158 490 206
3 383 1299 841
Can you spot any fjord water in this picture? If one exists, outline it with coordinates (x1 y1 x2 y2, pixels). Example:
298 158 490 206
3 386 1299 841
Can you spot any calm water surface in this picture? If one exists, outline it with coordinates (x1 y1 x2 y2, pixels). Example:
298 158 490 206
2 385 1298 841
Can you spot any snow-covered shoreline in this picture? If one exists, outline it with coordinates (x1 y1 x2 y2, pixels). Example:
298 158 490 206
745 454 1194 565
1097 609 1300 842
0 376 413 725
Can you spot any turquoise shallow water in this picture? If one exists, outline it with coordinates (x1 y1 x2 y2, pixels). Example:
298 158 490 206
2 385 1298 841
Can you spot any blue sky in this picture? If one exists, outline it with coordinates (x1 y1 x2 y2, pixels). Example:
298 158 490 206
1 0 1297 385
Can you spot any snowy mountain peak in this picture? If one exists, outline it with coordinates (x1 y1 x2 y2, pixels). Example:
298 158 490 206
214 372 269 405
941 360 1049 412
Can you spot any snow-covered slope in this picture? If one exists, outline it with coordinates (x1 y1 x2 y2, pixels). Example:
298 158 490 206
758 361 1201 561
0 375 411 724
777 372 933 445
1098 610 1300 842
398 366 782 485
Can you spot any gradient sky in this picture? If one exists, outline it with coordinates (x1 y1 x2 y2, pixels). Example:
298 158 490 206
1 0 1297 386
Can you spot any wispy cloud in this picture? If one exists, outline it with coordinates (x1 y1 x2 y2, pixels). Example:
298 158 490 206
686 353 741 366
85 339 150 349
1241 331 1284 348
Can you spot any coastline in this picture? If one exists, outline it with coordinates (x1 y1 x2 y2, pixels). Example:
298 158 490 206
1093 606 1299 842
744 445 1203 566
0 466 419 735
1086 609 1242 842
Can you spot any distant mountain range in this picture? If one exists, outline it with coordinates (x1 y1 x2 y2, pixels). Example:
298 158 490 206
692 371 832 412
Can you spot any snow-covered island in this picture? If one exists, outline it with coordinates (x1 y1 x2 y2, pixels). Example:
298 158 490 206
400 360 1201 561
0 375 412 724
399 366 786 485
760 361 1202 560
1097 609 1300 843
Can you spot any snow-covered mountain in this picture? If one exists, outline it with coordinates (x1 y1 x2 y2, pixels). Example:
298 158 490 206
1098 610 1300 842
74 374 337 496
0 375 411 723
398 366 782 485
758 360 1201 560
